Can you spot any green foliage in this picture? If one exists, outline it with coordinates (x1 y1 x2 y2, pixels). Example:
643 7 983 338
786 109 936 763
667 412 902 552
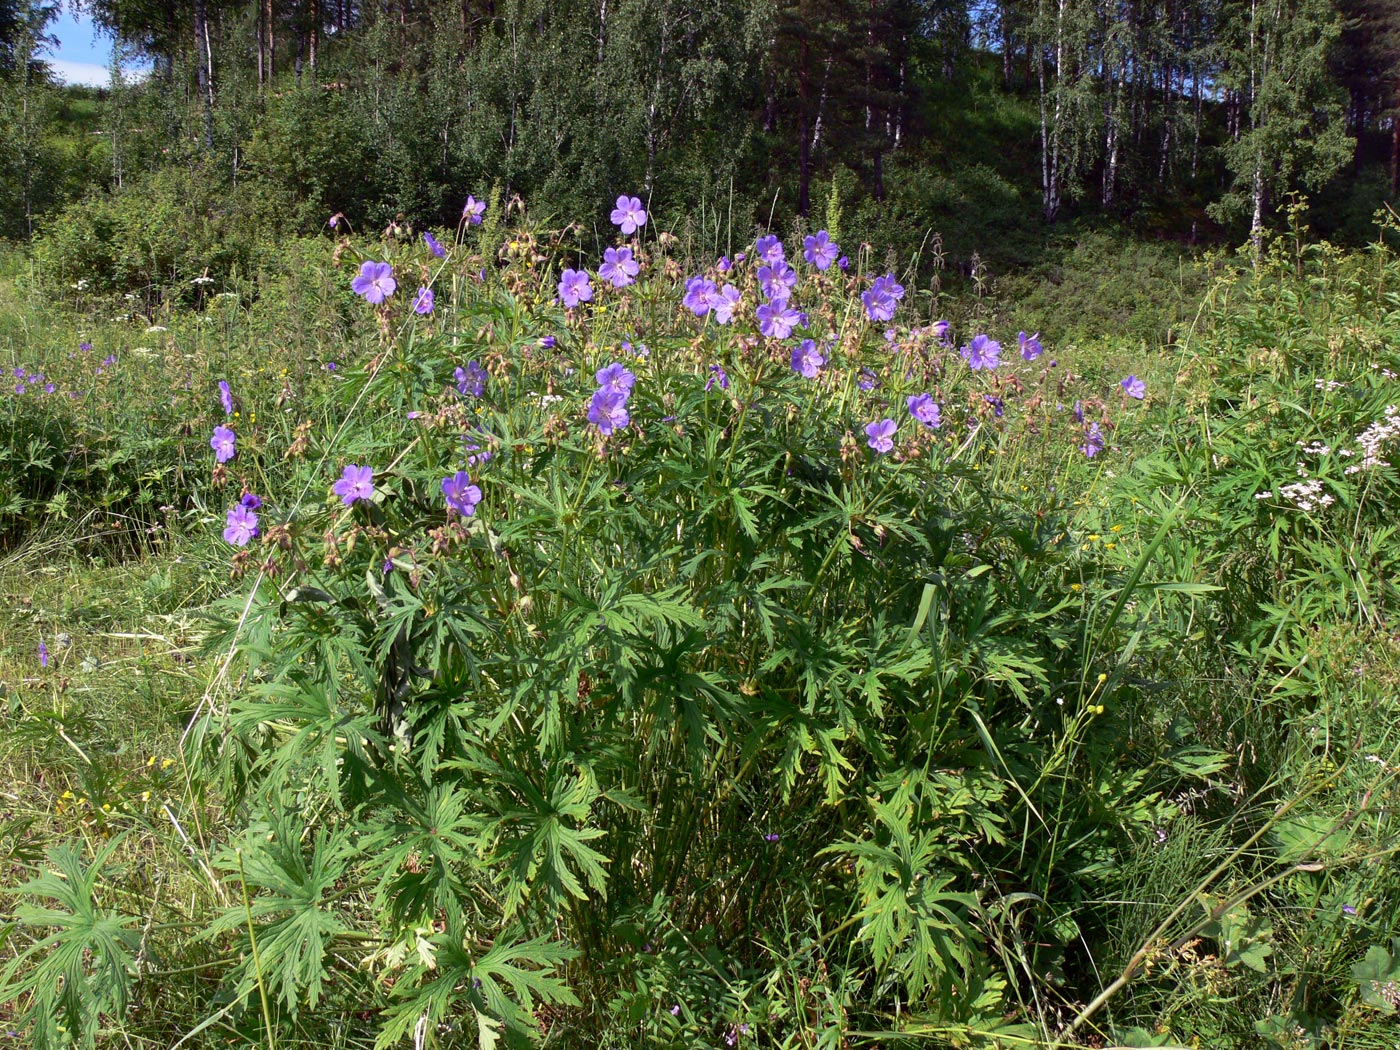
0 837 141 1050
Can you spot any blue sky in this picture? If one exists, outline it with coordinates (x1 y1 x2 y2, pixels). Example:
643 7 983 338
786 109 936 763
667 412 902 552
45 8 148 87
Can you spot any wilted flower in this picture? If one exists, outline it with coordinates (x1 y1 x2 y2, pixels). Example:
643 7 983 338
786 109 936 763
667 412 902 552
462 195 486 224
424 231 446 258
558 268 593 308
599 246 640 288
961 334 1001 371
1080 423 1105 458
756 301 800 339
442 471 482 517
455 361 488 397
351 261 396 305
908 393 941 428
210 425 236 463
1019 330 1043 361
38 641 48 668
588 388 630 435
717 255 732 272
218 380 233 415
865 418 897 453
790 339 826 379
803 230 840 270
755 234 785 265
705 364 730 391
333 464 375 505
223 503 259 546
1121 375 1146 399
858 368 879 392
412 287 435 314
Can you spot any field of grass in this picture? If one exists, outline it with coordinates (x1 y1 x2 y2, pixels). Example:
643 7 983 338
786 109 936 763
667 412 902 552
2 204 1400 1049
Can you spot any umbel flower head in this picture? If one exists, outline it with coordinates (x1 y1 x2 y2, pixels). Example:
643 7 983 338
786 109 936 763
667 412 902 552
351 261 396 305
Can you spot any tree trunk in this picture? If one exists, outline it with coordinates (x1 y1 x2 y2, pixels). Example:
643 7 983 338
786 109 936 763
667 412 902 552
194 0 213 149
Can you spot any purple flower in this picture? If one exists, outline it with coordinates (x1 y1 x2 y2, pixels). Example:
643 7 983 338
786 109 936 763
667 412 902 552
705 364 729 392
908 393 941 428
1343 904 1358 916
43 383 54 394
218 380 233 415
683 276 717 316
1079 423 1105 458
710 284 742 325
984 394 1004 417
961 334 1001 371
540 335 557 349
588 388 631 435
791 339 826 379
210 425 236 464
412 287 435 314
595 362 636 395
611 195 648 235
465 428 494 466
442 471 482 517
1019 330 1043 361
328 214 339 228
240 492 262 509
858 368 879 392
1121 375 1146 399
600 246 640 288
865 418 897 453
837 256 850 271
1073 400 1084 423
351 261 396 305
803 230 839 270
717 255 731 272
455 361 488 397
758 262 797 301
80 341 92 352
13 384 23 394
38 642 48 668
424 231 446 258
558 268 592 308
932 320 951 346
861 275 904 322
223 503 259 546
763 832 780 842
462 195 486 224
756 301 801 340
333 464 375 505
755 234 784 266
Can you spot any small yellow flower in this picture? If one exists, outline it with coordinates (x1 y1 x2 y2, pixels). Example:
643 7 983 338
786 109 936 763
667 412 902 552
1097 673 1108 683
1070 583 1082 592
1087 533 1101 541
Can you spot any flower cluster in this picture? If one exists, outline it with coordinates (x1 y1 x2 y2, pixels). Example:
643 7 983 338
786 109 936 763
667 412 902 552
861 274 904 322
588 362 635 436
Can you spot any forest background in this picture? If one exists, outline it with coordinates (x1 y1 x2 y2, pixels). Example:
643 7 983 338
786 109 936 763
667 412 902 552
1 0 1398 312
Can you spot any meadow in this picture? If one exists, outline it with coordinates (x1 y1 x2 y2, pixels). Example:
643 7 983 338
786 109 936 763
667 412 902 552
2 198 1400 1050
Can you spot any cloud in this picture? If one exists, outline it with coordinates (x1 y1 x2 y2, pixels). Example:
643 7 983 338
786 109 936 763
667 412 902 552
48 59 148 87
